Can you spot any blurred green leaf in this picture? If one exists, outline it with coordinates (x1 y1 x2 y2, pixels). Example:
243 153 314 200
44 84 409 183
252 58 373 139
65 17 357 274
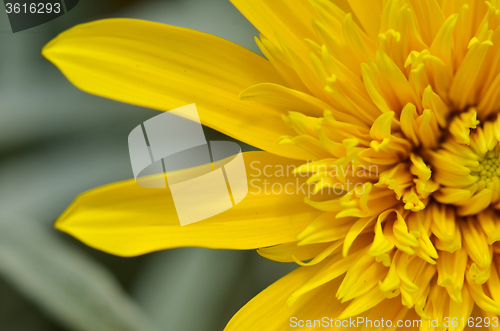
0 215 160 331
132 248 246 331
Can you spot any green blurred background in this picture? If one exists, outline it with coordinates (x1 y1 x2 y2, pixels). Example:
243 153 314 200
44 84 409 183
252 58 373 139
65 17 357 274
0 1 297 330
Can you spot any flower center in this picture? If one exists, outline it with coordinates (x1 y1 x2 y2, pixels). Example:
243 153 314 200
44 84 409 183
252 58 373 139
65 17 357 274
472 148 500 187
430 111 500 216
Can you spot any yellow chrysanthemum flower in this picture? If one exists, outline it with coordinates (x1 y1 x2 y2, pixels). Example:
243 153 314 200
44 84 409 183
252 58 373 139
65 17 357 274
43 0 500 329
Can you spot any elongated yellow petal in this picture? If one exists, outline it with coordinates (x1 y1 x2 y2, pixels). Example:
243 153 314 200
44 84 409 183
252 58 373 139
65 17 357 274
359 297 410 331
230 0 317 56
42 18 312 160
257 241 331 263
55 152 322 256
225 265 356 330
240 83 329 117
346 0 383 40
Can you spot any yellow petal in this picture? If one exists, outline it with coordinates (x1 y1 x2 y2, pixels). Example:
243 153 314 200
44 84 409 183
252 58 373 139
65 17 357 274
225 265 354 330
467 273 500 315
257 241 330 263
437 249 468 302
337 286 386 319
42 18 311 160
346 0 383 40
449 39 493 110
447 283 474 331
240 83 329 117
230 0 317 57
288 245 367 305
256 34 310 93
55 152 322 256
360 297 411 331
429 13 458 66
462 221 492 269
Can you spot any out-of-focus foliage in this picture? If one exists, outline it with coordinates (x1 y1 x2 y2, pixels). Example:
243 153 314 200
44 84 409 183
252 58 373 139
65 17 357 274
0 215 161 331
